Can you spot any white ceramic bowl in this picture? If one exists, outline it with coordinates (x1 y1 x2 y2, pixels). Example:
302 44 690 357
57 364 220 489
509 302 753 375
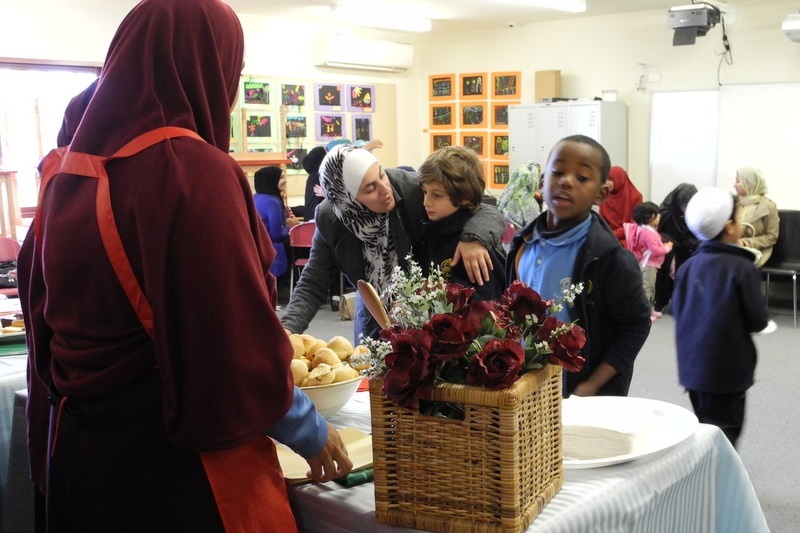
301 376 363 419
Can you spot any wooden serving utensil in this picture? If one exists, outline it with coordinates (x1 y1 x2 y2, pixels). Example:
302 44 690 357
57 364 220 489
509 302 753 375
356 280 391 330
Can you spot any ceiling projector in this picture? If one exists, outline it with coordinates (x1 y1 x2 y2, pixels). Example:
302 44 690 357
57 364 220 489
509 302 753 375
667 4 721 46
783 13 800 43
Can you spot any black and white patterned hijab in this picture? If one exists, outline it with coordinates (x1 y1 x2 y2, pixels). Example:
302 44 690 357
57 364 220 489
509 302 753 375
320 144 398 298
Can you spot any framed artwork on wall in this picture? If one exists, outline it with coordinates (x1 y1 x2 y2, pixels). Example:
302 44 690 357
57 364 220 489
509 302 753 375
315 83 344 111
286 147 308 170
490 162 510 189
492 133 509 159
281 83 306 107
430 103 454 130
492 71 521 99
247 145 279 153
316 113 346 142
491 102 518 128
352 114 373 143
347 85 375 112
429 74 455 101
459 72 486 100
460 102 486 128
431 132 454 152
285 115 307 139
243 80 272 106
462 133 487 157
244 112 276 142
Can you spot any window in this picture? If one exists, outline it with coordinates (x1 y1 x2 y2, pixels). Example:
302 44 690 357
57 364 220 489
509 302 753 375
0 63 98 208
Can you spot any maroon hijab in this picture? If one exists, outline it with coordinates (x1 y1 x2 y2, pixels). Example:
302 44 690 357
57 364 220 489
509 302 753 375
600 166 643 236
21 0 293 456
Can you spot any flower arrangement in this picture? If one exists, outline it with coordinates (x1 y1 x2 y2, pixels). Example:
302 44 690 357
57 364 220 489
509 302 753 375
360 258 587 409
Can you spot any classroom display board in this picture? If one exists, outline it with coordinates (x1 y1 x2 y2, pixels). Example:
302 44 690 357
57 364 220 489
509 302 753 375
428 72 521 189
650 83 800 210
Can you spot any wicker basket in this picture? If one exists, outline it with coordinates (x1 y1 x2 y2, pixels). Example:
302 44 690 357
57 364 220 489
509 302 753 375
369 364 563 533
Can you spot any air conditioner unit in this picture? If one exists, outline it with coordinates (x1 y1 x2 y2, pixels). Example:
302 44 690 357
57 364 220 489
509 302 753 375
314 34 414 72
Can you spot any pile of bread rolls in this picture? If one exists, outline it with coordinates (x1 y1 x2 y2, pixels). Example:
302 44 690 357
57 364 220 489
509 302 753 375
286 332 370 388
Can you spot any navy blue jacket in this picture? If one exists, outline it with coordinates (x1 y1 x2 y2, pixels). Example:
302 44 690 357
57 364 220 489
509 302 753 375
672 241 769 393
507 212 651 397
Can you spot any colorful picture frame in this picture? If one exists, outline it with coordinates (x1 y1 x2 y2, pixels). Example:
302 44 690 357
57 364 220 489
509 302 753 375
347 85 375 112
285 115 307 139
491 102 518 128
459 72 487 100
492 72 521 99
460 102 487 128
431 132 454 152
352 114 373 143
429 74 455 101
315 83 344 111
492 133 510 159
244 113 276 141
281 83 306 107
285 147 308 170
430 103 454 130
243 80 272 106
461 133 487 157
316 113 346 142
490 162 510 189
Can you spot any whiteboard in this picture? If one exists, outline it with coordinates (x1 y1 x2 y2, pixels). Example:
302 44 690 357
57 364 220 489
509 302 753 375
717 83 800 210
650 83 800 210
649 90 719 206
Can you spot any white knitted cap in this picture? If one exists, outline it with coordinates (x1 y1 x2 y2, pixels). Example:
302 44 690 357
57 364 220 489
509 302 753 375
684 187 734 241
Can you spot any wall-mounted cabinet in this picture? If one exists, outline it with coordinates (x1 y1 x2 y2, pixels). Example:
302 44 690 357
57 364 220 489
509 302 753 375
508 101 628 174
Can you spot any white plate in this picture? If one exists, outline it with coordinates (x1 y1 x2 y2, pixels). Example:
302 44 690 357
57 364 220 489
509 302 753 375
562 396 698 469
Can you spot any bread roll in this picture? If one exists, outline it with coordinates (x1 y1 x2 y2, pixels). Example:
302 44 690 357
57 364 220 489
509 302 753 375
289 335 306 359
333 363 359 383
312 348 340 368
290 359 309 386
305 363 335 386
305 339 329 358
327 335 354 360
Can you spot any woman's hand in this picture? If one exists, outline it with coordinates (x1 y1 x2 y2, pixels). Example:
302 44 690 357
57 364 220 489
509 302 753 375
305 423 352 483
313 184 325 198
286 216 300 228
452 241 492 286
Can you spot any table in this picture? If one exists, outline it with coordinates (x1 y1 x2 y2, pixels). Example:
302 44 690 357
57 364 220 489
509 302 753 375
289 392 770 533
0 170 21 241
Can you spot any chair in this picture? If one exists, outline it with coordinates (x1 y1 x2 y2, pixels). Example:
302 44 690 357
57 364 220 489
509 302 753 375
0 237 21 298
762 210 800 328
288 221 316 297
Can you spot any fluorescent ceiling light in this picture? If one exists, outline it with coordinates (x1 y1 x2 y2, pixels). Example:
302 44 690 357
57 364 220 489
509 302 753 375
505 0 586 13
330 5 432 33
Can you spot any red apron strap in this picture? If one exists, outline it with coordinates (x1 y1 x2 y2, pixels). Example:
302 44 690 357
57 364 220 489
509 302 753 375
34 127 204 338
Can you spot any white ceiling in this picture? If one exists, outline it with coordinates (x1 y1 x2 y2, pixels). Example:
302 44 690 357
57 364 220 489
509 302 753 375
226 0 682 34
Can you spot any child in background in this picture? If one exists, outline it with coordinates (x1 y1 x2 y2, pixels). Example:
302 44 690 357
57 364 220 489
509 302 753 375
672 187 770 448
623 202 673 322
418 146 506 300
506 135 651 398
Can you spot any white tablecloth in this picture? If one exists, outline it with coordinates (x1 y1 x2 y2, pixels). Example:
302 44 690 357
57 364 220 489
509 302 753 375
289 391 770 533
0 355 27 517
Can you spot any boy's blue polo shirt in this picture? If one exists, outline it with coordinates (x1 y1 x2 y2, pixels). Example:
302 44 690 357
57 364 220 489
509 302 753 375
517 215 591 323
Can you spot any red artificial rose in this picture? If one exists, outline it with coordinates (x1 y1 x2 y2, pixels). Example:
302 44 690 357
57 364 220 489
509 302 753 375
462 299 502 332
503 281 550 323
383 329 436 408
466 338 525 390
423 313 478 363
444 282 475 311
537 317 587 373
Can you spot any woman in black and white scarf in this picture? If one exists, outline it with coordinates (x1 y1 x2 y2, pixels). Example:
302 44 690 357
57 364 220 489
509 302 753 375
281 144 505 342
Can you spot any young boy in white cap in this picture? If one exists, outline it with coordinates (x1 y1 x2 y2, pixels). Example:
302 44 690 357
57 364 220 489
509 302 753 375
672 186 770 448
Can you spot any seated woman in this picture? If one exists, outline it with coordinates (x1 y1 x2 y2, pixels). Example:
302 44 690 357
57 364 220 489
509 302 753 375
734 167 779 267
253 166 299 280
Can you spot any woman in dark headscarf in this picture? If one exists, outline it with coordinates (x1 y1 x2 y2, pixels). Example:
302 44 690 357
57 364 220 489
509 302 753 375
302 146 327 221
653 183 699 313
19 1 350 530
599 166 643 246
254 165 298 278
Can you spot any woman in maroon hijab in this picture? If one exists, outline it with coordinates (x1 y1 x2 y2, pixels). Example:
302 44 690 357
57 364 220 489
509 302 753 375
18 0 350 530
599 166 644 246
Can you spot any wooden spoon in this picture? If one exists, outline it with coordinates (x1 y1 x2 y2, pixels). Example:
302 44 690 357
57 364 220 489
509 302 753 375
356 280 391 330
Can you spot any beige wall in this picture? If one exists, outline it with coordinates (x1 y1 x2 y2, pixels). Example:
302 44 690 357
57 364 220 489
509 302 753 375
3 0 799 204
